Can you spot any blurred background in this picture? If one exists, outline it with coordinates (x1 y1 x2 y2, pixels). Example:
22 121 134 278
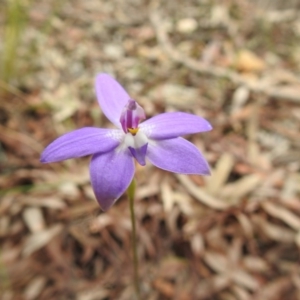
1 0 300 299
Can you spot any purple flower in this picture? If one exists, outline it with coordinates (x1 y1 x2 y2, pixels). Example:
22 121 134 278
41 74 212 210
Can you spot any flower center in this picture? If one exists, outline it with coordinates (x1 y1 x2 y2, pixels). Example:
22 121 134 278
128 127 139 135
120 100 148 166
120 99 145 134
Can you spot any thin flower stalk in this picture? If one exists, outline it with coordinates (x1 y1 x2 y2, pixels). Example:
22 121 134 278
127 179 140 297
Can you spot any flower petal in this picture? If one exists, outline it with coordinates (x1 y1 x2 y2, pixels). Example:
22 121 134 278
95 73 130 127
129 144 148 166
41 128 122 163
140 112 212 139
147 137 210 175
90 149 135 211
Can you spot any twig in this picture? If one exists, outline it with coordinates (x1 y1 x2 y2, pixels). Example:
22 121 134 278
150 12 300 103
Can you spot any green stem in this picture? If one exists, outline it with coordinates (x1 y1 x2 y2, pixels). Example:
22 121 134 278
128 179 140 298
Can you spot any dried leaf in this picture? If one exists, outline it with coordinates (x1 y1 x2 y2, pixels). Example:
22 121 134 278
252 216 295 242
231 269 260 291
254 277 291 299
243 256 269 272
190 233 204 257
196 275 230 298
153 279 174 297
222 174 263 203
22 207 45 233
161 179 174 213
204 252 228 273
76 288 109 300
24 276 47 300
262 202 300 230
22 224 63 256
176 18 197 33
231 285 251 300
207 153 235 195
235 49 265 73
177 175 229 210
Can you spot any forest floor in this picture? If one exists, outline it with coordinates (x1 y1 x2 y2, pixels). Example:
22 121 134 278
1 0 300 299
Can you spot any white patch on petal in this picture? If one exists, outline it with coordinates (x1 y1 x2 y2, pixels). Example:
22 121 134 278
124 133 135 148
139 123 155 137
106 129 124 142
147 138 158 147
134 131 148 147
123 131 148 149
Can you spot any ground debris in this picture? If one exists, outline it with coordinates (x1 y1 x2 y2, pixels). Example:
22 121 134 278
1 0 300 299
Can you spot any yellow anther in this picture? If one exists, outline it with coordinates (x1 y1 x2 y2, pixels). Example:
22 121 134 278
128 127 139 136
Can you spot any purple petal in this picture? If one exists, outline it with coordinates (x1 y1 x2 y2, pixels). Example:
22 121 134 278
147 137 210 175
95 73 130 127
90 149 135 211
140 112 212 139
41 127 122 163
129 143 148 166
